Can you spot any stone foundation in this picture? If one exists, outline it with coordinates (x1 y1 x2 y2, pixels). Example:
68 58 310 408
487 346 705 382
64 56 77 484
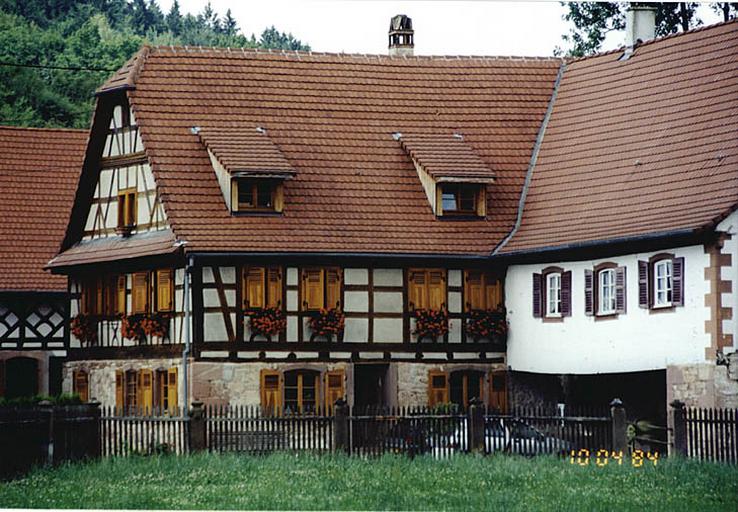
666 363 738 409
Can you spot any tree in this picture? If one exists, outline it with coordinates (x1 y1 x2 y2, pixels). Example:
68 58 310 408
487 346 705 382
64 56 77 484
711 2 738 21
558 2 702 57
166 0 182 35
259 26 310 51
223 8 237 36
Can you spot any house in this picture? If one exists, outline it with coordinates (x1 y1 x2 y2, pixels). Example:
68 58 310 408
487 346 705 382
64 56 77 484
47 12 738 417
0 126 86 399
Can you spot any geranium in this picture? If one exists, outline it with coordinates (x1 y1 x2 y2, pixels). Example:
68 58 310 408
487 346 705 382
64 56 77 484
466 306 508 340
141 313 170 338
413 308 449 340
70 314 98 345
120 314 146 342
250 306 287 338
308 308 345 339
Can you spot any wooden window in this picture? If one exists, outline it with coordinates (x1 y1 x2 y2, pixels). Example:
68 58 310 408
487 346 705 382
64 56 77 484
115 370 124 410
488 371 507 413
464 271 502 311
125 370 138 410
260 369 281 413
284 369 318 413
428 370 449 406
437 184 485 216
408 269 446 310
639 256 684 309
234 179 283 213
116 275 127 315
301 268 342 310
157 368 178 414
73 369 89 402
138 369 153 413
80 277 103 316
117 188 137 228
131 272 149 314
450 370 483 408
324 370 345 411
155 269 173 312
587 265 626 316
533 268 571 319
243 267 283 309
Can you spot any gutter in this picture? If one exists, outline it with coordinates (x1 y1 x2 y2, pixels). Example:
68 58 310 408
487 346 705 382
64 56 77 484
492 61 566 256
187 251 490 264
182 254 193 417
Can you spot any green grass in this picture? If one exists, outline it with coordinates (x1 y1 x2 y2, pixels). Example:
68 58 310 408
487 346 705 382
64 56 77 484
1 453 736 511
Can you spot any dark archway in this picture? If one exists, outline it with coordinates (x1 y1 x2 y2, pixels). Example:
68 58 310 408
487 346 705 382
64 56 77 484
5 357 39 398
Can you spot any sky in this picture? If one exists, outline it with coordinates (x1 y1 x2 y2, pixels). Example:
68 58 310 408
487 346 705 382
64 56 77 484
157 1 723 57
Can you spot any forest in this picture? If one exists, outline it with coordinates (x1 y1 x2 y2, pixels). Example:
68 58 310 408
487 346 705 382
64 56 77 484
0 0 310 128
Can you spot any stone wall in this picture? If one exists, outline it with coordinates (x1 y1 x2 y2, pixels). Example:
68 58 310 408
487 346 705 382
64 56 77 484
667 363 738 409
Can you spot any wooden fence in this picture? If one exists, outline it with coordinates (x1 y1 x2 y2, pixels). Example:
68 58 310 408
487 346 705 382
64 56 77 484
100 407 190 456
676 406 738 464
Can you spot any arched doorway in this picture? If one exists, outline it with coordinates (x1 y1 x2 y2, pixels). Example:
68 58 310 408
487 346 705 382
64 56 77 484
5 357 39 398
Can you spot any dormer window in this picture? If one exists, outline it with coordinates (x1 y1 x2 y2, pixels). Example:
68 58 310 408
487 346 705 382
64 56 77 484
235 178 282 212
438 183 484 216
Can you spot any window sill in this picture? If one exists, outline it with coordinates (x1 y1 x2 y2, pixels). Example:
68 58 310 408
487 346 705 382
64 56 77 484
436 214 485 221
649 305 676 314
594 312 619 321
232 210 283 217
542 316 564 323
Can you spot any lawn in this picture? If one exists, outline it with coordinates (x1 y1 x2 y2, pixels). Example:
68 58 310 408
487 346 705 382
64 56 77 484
0 453 736 511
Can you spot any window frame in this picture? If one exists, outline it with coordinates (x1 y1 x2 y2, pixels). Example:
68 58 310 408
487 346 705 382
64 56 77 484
233 178 284 214
545 272 562 318
463 270 503 312
653 258 673 308
597 267 616 315
117 187 137 229
436 183 485 217
407 268 447 311
243 266 283 310
283 369 320 414
300 267 342 311
449 370 484 408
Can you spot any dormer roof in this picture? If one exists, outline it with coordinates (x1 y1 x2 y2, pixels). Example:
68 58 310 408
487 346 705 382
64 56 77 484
397 133 495 184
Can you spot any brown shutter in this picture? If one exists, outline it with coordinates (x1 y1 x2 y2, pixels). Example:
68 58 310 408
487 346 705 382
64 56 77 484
485 277 502 310
116 275 127 315
584 269 594 316
266 267 283 308
324 370 345 411
672 257 685 306
260 369 281 413
115 370 124 411
244 267 266 309
139 369 153 413
167 368 178 414
638 260 649 308
488 372 507 414
94 277 104 315
0 359 4 397
131 272 149 314
74 370 89 403
408 270 428 310
127 191 137 226
428 370 449 406
615 266 627 313
117 194 126 228
302 269 324 310
561 271 572 317
325 268 342 309
274 183 284 213
428 270 446 310
465 270 484 311
532 273 542 318
156 269 173 312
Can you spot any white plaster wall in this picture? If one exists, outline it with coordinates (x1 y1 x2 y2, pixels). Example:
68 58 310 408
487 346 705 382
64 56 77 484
717 210 738 352
506 245 711 374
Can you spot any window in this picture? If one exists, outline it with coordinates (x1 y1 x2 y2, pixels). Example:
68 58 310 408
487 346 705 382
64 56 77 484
639 256 684 310
156 368 178 414
116 368 177 413
284 369 318 413
73 369 89 402
437 184 485 217
408 269 446 310
464 270 502 311
598 269 616 314
117 188 137 229
155 269 173 312
234 178 284 213
450 371 483 408
532 268 571 319
124 370 138 410
260 370 281 413
301 268 342 310
81 275 125 316
131 272 149 314
244 267 283 309
259 369 344 414
428 370 449 406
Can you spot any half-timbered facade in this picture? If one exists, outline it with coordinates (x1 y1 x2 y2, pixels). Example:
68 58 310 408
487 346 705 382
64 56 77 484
0 126 86 398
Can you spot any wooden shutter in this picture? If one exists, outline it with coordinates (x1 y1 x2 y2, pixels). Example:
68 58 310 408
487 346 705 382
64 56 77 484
73 370 89 402
138 369 153 413
488 372 507 413
131 272 149 314
244 267 265 309
115 370 124 411
116 275 127 315
485 277 502 310
615 266 627 313
104 276 117 316
428 270 446 310
117 194 126 228
584 269 594 316
672 257 684 306
324 370 345 411
465 270 485 311
561 271 572 317
260 369 281 413
428 370 449 406
638 260 649 308
532 273 542 318
326 268 342 309
127 191 137 226
274 183 284 213
408 270 428 310
94 277 104 315
302 269 325 310
156 269 173 312
266 267 283 308
167 368 178 413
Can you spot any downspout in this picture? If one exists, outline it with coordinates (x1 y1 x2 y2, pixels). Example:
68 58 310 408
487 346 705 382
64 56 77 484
182 254 193 416
492 61 566 255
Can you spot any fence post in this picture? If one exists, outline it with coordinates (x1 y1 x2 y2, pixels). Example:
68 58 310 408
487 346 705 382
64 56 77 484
670 400 687 457
333 399 350 454
189 401 206 452
467 398 485 453
610 398 627 455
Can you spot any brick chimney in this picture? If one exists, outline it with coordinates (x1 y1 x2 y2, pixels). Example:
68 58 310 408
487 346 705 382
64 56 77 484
389 15 413 56
625 3 657 47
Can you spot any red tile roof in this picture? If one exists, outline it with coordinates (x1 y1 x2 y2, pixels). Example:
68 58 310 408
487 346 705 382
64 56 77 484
198 127 296 177
0 126 87 290
500 20 738 254
120 48 560 255
398 133 495 182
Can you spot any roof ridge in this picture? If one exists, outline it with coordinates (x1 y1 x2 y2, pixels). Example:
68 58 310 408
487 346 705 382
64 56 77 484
567 16 738 64
148 45 561 62
0 125 87 133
